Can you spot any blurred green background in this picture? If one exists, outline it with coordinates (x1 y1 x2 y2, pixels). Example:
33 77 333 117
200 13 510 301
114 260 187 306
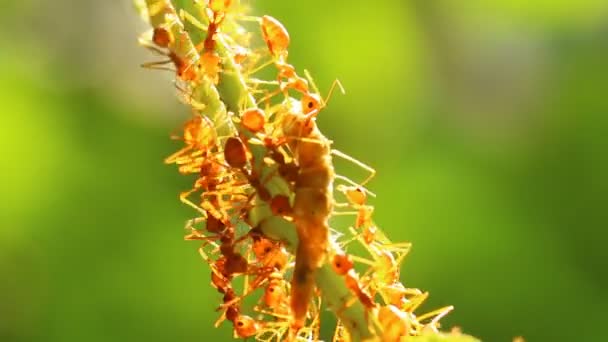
1 0 607 341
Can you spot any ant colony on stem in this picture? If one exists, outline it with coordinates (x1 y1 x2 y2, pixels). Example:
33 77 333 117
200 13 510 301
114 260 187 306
134 1 468 341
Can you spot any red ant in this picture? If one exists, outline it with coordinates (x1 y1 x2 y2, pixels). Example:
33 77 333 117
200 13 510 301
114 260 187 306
331 253 375 309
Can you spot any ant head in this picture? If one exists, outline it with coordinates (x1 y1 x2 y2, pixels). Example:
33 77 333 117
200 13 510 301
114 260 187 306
241 108 265 133
345 186 367 206
183 116 201 143
209 0 231 12
299 78 345 118
169 50 198 81
184 115 216 149
264 282 284 307
301 93 322 116
264 247 289 271
331 253 354 275
198 51 220 69
252 237 274 259
270 195 292 216
152 27 173 48
234 315 258 338
177 64 197 81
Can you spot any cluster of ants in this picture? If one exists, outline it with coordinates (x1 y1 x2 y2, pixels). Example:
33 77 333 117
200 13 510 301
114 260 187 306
137 1 454 340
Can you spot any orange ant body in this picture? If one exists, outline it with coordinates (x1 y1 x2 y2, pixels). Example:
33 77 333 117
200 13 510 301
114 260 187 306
233 315 260 338
258 15 311 95
153 27 173 48
343 186 366 206
171 51 199 81
262 272 290 315
186 218 249 277
216 285 261 338
271 73 348 330
241 108 266 133
251 233 290 272
210 257 231 293
224 136 249 169
330 253 354 276
270 195 292 216
208 0 231 14
142 27 199 82
223 136 272 202
337 184 378 246
331 253 375 309
261 15 289 59
344 272 375 309
378 305 410 340
138 2 457 338
256 136 299 186
236 108 299 190
164 115 244 218
195 0 232 83
223 135 294 214
165 115 217 166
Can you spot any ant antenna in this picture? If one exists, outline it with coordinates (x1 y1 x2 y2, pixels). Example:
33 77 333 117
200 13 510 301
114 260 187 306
303 69 345 107
324 79 346 107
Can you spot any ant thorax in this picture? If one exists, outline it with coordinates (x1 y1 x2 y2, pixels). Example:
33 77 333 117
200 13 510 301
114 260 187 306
277 97 331 168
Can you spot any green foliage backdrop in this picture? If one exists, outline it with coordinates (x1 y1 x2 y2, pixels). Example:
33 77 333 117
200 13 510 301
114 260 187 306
1 1 607 341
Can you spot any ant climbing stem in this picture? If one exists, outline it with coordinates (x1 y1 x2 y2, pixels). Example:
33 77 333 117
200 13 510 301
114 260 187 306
332 149 377 188
301 72 346 116
136 1 462 339
139 13 201 81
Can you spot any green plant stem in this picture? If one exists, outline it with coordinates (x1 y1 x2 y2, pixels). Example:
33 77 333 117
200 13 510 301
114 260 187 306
144 1 380 340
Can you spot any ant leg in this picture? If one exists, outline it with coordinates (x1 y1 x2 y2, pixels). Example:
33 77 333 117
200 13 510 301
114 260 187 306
174 83 200 108
242 251 253 298
173 151 205 166
179 8 208 33
185 216 207 229
138 38 167 55
282 134 327 147
184 217 210 240
141 60 175 72
147 0 171 17
180 189 224 219
201 190 243 218
164 146 205 165
164 145 195 164
418 306 454 326
332 321 347 342
256 88 282 106
331 149 377 187
235 15 263 23
179 189 204 212
247 78 280 86
245 58 274 77
405 291 429 313
324 78 346 105
348 254 375 267
303 70 346 105
330 210 359 217
335 175 376 198
303 69 320 96
381 241 412 259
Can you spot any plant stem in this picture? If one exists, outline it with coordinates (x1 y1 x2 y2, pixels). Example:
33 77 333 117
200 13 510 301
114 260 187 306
144 1 380 340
